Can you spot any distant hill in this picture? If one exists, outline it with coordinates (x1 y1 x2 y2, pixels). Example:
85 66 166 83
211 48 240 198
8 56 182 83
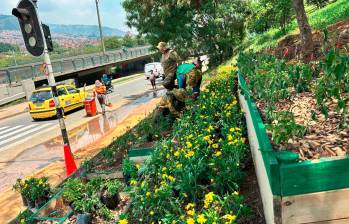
0 15 125 37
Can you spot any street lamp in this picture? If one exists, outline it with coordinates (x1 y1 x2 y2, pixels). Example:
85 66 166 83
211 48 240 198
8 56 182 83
95 0 106 55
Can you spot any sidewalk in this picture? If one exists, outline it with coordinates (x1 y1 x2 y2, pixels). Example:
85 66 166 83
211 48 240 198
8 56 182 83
0 102 28 120
0 73 144 121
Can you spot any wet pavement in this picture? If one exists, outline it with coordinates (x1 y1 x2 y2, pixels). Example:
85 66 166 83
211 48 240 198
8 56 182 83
0 89 165 192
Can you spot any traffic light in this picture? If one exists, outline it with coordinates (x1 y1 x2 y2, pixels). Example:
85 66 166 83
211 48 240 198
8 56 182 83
12 0 44 56
42 23 53 52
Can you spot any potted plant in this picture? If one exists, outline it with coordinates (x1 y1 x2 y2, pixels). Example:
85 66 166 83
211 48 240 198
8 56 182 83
74 194 102 224
100 180 124 209
13 177 51 208
122 158 137 185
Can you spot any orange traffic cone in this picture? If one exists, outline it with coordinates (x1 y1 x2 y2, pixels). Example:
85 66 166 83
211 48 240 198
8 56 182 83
63 144 77 177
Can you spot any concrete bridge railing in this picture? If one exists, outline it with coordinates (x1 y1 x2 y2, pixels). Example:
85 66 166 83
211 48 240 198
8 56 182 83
0 46 153 85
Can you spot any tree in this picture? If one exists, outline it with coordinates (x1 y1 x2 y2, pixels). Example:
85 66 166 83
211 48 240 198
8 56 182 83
247 0 293 35
105 37 122 50
0 42 19 53
292 0 314 62
122 0 249 65
121 34 137 48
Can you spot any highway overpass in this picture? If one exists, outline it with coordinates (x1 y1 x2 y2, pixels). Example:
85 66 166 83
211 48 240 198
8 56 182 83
0 45 154 87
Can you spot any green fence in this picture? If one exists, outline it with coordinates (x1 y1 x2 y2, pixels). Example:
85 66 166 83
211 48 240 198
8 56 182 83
238 72 349 196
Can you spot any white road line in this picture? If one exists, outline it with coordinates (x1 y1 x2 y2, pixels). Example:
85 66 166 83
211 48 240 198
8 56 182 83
0 124 38 141
0 123 52 147
0 126 9 132
0 125 24 136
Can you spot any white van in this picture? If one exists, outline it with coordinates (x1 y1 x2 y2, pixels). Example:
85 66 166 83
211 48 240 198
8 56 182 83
144 62 164 80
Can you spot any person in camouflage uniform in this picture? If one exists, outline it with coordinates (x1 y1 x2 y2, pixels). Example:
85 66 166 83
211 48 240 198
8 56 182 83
158 59 203 116
157 42 181 90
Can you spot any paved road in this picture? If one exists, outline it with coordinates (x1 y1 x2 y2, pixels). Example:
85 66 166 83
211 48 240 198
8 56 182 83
0 76 162 151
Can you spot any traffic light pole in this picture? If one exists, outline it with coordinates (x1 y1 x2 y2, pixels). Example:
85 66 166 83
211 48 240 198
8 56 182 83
95 0 106 55
34 1 71 148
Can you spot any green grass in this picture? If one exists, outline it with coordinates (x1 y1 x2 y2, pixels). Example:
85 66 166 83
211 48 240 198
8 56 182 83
243 0 349 52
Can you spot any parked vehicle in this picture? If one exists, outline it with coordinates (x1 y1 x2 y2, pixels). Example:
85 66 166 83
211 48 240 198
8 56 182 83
144 62 164 80
28 85 86 120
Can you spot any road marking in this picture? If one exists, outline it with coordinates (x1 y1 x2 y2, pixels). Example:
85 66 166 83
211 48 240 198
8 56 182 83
0 126 9 132
0 125 24 136
0 123 52 148
0 124 38 141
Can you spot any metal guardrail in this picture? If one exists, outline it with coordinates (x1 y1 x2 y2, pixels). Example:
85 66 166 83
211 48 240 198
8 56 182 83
0 46 152 84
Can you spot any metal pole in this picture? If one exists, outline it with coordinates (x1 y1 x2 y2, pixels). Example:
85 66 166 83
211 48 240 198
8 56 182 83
95 0 106 55
33 1 71 148
11 50 18 66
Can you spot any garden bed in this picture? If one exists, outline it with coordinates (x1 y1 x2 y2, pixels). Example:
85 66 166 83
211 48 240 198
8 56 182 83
115 66 262 223
237 49 349 223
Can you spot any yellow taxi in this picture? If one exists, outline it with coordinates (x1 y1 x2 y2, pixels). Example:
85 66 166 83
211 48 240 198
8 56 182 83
29 85 86 120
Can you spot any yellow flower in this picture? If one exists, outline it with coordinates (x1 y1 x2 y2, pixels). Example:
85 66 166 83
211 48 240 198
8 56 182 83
223 214 236 223
212 143 219 149
207 125 214 132
146 192 151 197
187 208 195 216
227 134 233 141
214 151 222 157
186 142 193 148
197 214 207 224
119 219 128 224
233 191 239 196
136 164 141 169
186 217 195 224
162 167 167 171
176 163 183 169
185 150 195 158
130 179 137 185
150 211 154 216
174 151 180 157
168 175 176 182
204 192 214 208
162 174 168 179
229 127 235 132
203 135 210 141
185 203 196 210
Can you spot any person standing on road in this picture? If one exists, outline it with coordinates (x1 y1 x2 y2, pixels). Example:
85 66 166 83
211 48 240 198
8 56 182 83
149 70 157 90
157 42 181 90
93 80 107 115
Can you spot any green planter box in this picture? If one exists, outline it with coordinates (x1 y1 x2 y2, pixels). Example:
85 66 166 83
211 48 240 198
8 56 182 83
238 72 349 224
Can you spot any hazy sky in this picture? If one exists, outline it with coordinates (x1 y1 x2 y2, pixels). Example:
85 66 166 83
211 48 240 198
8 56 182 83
0 0 129 31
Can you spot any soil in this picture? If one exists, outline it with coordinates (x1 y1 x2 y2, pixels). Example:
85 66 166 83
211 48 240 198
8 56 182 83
256 91 349 160
239 155 265 224
269 19 349 60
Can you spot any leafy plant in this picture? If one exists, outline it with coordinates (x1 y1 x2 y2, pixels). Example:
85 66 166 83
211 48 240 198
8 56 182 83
104 180 124 197
13 177 51 202
101 148 114 159
267 111 306 144
63 178 114 219
315 48 349 127
288 63 313 93
122 158 138 178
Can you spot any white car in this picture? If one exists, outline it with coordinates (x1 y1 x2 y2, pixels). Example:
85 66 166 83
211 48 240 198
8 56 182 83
144 62 164 80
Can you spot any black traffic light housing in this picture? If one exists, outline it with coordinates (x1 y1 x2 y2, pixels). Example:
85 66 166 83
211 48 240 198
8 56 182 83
12 0 44 56
42 23 53 52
